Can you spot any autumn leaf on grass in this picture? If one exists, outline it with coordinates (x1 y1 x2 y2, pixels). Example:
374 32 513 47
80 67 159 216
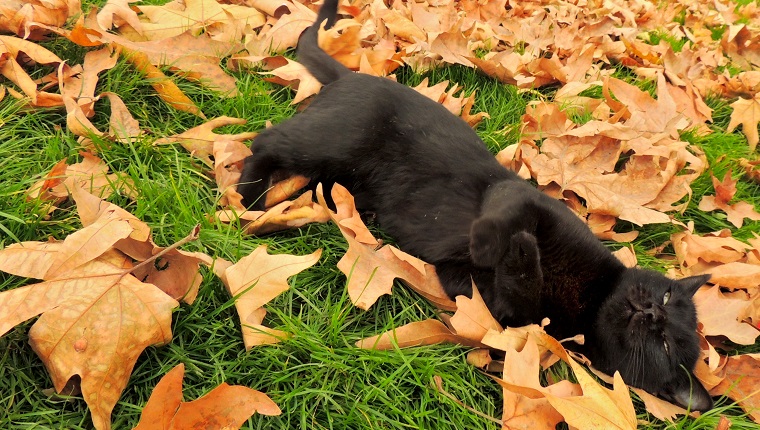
0 35 64 107
216 190 330 236
154 117 258 167
126 0 266 43
214 245 321 348
0 0 81 39
711 354 760 423
316 183 456 311
0 209 202 429
670 228 760 290
493 335 582 430
245 0 315 56
699 170 760 228
26 151 135 214
411 78 489 127
71 186 211 304
356 285 496 350
694 285 760 345
133 363 280 430
260 56 323 104
496 332 637 430
727 94 760 151
739 158 760 184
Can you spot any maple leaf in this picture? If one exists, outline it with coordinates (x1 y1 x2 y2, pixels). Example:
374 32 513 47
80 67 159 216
411 78 489 127
128 0 266 43
694 285 760 345
317 183 456 311
356 285 497 350
26 151 135 214
0 0 80 39
133 363 280 430
72 186 211 304
214 245 321 348
711 354 760 423
260 56 323 104
0 219 188 430
154 116 257 167
245 0 315 56
494 335 582 430
727 94 760 151
739 158 760 184
216 190 330 236
0 35 64 107
699 170 760 228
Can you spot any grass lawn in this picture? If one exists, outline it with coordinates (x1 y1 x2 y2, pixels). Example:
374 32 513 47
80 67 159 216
1 1 759 429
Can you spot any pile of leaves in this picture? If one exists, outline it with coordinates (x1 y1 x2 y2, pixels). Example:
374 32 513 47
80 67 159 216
1 0 759 428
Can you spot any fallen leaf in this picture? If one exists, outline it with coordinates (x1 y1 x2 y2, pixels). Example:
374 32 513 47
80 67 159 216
727 94 760 151
216 245 321 348
154 117 257 166
215 190 330 236
0 0 81 39
133 363 280 430
317 183 455 311
0 232 179 430
698 171 760 228
694 285 760 345
712 354 760 423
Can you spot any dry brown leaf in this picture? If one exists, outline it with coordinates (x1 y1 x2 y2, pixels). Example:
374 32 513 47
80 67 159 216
260 56 323 104
317 183 455 311
727 95 760 151
694 285 760 345
245 0 315 56
26 151 135 214
0 0 81 39
133 363 280 430
355 319 482 350
154 117 257 166
122 47 206 118
215 190 330 235
698 171 760 228
128 0 265 43
216 245 321 348
71 186 210 305
739 158 760 184
0 198 195 430
495 335 582 430
712 354 760 423
534 332 637 429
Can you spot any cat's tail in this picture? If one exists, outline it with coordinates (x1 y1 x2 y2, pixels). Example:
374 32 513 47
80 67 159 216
296 0 351 85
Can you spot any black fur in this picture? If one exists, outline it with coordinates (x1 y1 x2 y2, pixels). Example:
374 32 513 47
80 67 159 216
238 0 713 412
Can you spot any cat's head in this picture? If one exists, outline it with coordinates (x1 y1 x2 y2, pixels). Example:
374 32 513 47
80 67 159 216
593 269 712 411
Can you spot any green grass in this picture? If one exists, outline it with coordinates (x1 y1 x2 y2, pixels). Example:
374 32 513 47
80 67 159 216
1 5 760 430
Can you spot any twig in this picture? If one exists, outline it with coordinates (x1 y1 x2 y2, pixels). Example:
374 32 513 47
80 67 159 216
120 224 201 279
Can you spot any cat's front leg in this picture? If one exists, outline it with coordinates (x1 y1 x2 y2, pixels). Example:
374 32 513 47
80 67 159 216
238 134 284 210
493 231 544 326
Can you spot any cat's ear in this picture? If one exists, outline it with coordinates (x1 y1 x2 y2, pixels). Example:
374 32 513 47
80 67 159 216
677 274 711 296
469 217 506 268
661 371 713 412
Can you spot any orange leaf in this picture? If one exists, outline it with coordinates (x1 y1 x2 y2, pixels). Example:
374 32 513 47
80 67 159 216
712 354 760 423
317 183 455 310
694 285 760 345
727 95 760 151
134 363 280 430
217 245 321 348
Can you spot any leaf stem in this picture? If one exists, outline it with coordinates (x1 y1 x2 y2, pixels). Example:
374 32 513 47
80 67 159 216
120 224 201 279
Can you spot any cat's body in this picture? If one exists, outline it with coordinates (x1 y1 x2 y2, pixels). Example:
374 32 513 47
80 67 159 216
238 0 713 411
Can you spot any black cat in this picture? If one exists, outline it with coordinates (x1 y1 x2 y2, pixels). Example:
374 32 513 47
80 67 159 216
238 0 713 411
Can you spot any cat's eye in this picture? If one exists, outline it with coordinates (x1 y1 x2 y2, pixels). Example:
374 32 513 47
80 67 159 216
663 340 670 355
663 291 671 305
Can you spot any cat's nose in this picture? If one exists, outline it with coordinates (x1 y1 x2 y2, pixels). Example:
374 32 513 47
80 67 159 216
643 306 665 323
